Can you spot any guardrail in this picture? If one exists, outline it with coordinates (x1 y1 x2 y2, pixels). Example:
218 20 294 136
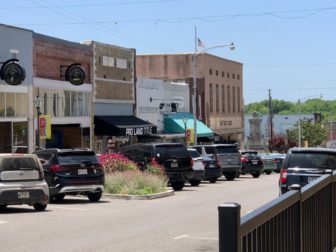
218 172 336 252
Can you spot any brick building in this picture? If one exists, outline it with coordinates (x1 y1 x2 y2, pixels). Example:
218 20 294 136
33 33 93 150
136 53 244 145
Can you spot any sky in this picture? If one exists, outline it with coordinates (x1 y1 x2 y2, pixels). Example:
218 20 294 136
1 0 335 105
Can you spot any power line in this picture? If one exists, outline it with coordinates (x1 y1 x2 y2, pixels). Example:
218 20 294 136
10 6 336 26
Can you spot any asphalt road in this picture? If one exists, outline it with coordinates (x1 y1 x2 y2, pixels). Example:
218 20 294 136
0 173 279 252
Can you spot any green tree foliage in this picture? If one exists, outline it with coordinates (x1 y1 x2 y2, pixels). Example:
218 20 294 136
286 121 327 147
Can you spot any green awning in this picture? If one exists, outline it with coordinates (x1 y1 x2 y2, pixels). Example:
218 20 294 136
164 112 214 137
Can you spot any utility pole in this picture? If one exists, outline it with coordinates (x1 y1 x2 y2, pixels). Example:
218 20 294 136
268 89 273 152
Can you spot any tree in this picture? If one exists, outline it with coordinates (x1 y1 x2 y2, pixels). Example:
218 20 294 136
268 134 296 153
286 121 327 147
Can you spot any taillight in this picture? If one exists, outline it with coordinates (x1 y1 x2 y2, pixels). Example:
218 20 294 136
50 164 62 173
241 157 248 163
280 168 287 184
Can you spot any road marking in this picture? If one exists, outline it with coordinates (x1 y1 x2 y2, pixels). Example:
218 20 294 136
174 234 218 241
49 206 86 211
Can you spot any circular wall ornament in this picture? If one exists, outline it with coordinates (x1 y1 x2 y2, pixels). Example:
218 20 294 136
0 59 26 85
65 64 85 85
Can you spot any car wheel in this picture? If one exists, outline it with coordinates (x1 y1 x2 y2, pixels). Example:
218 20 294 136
87 191 102 202
225 172 236 181
0 205 7 210
236 173 240 178
209 178 217 183
265 170 272 175
252 172 261 178
34 203 47 211
189 180 201 186
53 194 65 202
171 181 185 191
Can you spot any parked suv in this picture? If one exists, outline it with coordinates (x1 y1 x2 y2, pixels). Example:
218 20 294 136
0 154 49 211
119 143 193 191
279 148 336 195
33 149 104 202
239 150 264 178
191 144 241 181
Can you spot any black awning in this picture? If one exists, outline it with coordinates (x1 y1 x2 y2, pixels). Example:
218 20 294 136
94 116 157 136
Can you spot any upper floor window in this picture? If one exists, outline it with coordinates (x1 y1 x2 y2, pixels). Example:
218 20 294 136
232 73 236 79
232 86 236 113
0 92 28 117
216 70 219 76
237 87 241 113
227 86 231 113
209 69 213 75
116 58 127 69
237 74 240 80
222 72 225 77
227 72 230 78
216 84 219 112
209 83 213 112
222 85 225 112
102 56 115 67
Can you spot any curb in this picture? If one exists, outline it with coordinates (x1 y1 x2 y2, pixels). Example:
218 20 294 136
102 190 175 200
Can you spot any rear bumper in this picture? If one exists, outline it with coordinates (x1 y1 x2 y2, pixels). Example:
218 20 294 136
241 165 264 174
204 169 222 180
221 165 241 174
190 170 205 181
166 171 193 182
0 188 49 206
51 184 104 195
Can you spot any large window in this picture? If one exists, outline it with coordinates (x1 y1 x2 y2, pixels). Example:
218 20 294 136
232 86 236 113
216 84 219 112
222 85 225 112
209 83 213 112
238 87 241 113
227 86 231 113
0 92 28 117
39 89 91 117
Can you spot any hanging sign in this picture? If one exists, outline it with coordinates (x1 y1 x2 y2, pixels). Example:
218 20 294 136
39 115 51 139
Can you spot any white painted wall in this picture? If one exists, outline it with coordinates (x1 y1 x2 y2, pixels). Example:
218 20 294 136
136 78 190 132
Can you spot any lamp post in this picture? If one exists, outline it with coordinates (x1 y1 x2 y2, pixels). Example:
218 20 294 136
192 27 235 145
298 94 322 147
183 116 188 146
33 95 42 150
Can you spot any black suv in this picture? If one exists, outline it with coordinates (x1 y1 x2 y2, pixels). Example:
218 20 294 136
279 148 336 195
191 144 241 181
33 149 105 202
240 150 264 178
119 143 193 191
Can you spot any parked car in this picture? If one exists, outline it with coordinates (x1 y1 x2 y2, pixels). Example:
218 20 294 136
239 150 264 178
191 144 241 181
279 148 336 195
33 149 104 202
259 153 277 174
202 156 222 183
119 143 193 191
272 153 286 173
187 148 205 186
0 154 49 211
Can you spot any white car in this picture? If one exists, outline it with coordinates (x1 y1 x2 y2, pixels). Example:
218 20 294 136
187 148 205 186
0 154 49 211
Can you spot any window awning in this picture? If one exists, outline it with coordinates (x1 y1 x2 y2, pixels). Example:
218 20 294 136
164 112 214 137
94 116 157 136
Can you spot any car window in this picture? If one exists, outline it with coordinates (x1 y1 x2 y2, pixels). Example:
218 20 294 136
215 146 239 154
0 157 40 171
204 147 215 154
193 147 202 154
57 152 99 164
155 145 190 159
188 150 201 158
288 152 336 169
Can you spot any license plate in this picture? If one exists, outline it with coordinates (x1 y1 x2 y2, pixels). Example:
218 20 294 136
171 163 178 168
209 164 215 168
252 160 258 165
308 177 317 183
78 169 88 175
18 192 30 199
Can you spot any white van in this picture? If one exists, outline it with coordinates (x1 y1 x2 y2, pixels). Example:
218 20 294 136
0 154 49 211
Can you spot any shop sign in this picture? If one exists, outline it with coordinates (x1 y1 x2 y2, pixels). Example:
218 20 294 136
39 115 51 139
124 126 155 136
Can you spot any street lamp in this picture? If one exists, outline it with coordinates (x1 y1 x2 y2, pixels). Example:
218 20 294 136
182 116 188 146
298 94 322 147
33 95 42 150
192 28 234 145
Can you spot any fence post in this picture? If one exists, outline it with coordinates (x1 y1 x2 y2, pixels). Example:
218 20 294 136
218 202 241 252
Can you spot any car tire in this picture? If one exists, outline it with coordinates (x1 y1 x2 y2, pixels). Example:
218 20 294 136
265 170 272 175
209 178 217 183
252 172 261 178
225 172 236 181
53 194 65 202
34 203 47 211
236 173 240 178
171 181 185 191
87 191 102 202
189 180 201 186
0 205 7 210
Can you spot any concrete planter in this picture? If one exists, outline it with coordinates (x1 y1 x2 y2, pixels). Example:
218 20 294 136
103 189 174 200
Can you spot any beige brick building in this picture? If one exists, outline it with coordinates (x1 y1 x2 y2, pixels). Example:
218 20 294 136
136 53 243 144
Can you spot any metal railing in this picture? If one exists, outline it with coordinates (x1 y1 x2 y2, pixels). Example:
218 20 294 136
218 172 336 252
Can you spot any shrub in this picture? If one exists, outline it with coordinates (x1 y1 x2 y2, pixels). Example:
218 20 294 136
145 159 165 176
104 170 168 195
98 153 137 174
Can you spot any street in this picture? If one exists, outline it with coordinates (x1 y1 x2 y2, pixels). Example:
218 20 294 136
0 174 279 252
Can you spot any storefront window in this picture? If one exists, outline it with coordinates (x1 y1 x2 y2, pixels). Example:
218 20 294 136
13 122 28 147
65 90 71 116
15 93 28 117
71 92 78 116
77 92 84 116
6 93 15 117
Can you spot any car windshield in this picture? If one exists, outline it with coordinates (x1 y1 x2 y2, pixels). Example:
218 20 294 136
57 152 99 164
188 150 200 158
215 146 239 154
288 152 336 169
155 145 190 159
0 156 39 171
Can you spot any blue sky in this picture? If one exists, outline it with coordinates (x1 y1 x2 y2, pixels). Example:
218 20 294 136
1 0 335 104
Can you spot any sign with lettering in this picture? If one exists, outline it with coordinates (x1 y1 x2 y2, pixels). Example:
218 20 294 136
123 126 156 136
